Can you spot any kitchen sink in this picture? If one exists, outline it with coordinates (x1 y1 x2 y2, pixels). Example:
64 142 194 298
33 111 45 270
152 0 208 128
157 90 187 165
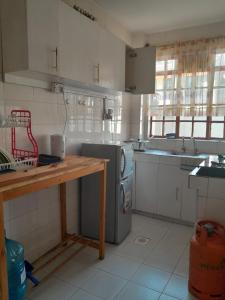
144 149 208 159
196 166 225 178
169 150 207 158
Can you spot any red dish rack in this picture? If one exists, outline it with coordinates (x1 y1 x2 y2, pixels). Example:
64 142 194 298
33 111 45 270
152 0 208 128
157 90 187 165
11 110 38 159
10 110 38 169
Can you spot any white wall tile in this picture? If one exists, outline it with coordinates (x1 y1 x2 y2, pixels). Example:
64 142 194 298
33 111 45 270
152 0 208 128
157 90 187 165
3 83 34 101
1 81 132 261
33 87 59 103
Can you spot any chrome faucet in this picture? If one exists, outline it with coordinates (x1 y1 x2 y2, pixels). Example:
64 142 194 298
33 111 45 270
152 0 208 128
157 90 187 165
192 137 197 154
181 137 186 152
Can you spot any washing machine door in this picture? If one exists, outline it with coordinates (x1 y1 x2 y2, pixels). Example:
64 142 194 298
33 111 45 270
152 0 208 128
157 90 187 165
116 174 133 243
120 144 133 179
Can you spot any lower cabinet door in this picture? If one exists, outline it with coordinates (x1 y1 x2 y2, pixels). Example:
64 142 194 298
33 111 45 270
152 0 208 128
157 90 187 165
135 161 158 214
157 164 181 219
181 187 197 223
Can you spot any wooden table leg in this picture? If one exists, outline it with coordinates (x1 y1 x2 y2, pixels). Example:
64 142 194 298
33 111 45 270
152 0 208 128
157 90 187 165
99 163 107 260
0 199 8 300
59 183 67 242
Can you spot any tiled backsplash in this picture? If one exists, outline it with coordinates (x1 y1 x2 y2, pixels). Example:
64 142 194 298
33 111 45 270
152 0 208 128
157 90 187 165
0 81 131 261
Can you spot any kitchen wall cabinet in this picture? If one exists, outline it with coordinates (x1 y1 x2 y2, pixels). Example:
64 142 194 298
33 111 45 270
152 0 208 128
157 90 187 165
0 21 2 81
135 161 158 214
58 1 99 85
1 0 59 76
99 28 125 91
157 164 182 219
126 46 156 94
1 0 125 91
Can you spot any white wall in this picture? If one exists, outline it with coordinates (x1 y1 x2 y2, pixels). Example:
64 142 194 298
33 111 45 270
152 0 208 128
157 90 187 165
0 81 131 261
63 0 132 46
132 20 225 47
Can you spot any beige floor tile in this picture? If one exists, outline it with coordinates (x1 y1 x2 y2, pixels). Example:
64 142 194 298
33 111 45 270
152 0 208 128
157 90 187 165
54 259 98 287
81 270 127 299
131 264 171 292
115 282 160 300
164 275 197 300
69 289 102 300
95 254 141 279
29 277 78 300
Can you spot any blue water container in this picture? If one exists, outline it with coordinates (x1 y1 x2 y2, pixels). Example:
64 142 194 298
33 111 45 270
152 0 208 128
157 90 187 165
6 238 27 300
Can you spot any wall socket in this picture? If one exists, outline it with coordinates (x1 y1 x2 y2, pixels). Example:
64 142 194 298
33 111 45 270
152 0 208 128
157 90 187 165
51 82 64 93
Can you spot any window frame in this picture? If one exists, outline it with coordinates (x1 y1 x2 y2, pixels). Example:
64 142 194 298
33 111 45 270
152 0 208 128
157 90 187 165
149 116 225 140
150 52 225 140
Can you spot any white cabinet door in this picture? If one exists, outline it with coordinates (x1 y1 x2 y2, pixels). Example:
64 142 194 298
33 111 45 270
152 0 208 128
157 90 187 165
27 0 59 75
58 2 99 84
157 164 181 219
180 170 197 223
126 46 156 94
181 187 197 223
2 0 59 75
205 197 225 227
99 28 125 91
135 161 158 214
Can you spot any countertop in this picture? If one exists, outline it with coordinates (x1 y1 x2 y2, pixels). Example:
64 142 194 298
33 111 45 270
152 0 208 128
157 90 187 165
190 155 225 178
0 155 108 202
134 148 208 159
134 149 225 178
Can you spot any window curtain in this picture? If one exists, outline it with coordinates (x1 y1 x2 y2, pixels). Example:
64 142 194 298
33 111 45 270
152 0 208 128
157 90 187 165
149 37 225 117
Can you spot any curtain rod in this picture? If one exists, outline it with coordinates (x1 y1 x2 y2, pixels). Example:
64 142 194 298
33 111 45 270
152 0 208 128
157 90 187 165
156 35 225 49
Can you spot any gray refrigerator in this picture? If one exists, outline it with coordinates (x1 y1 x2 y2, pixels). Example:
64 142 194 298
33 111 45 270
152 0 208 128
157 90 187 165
80 142 133 244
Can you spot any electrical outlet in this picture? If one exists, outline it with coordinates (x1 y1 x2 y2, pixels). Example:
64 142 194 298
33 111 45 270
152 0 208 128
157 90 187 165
51 82 64 93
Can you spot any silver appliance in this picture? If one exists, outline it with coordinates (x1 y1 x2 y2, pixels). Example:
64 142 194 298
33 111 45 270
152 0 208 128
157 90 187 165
80 142 133 244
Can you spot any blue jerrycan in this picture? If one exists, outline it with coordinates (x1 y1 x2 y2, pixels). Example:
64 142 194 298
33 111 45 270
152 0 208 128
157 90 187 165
6 238 27 300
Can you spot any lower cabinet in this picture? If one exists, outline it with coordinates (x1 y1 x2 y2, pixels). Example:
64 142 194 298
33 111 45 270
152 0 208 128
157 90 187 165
157 164 182 219
135 161 158 214
181 187 197 223
135 158 198 223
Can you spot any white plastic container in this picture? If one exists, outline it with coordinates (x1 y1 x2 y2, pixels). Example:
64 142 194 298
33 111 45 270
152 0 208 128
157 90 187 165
50 134 66 159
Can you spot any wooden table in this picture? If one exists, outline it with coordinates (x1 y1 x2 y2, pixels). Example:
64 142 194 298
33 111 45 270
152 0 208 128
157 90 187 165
0 155 108 300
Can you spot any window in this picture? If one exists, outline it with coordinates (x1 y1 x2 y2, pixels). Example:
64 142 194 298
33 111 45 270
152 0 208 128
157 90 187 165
149 38 225 139
150 116 225 139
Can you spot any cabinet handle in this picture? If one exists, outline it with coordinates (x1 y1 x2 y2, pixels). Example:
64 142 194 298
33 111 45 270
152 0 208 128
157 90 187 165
97 63 100 83
94 64 100 83
121 148 126 178
52 47 58 71
176 187 179 201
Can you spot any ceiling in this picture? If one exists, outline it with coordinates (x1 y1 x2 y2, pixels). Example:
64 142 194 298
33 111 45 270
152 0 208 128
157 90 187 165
95 0 225 34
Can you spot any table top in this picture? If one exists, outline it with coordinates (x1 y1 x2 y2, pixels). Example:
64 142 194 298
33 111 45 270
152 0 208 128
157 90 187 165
0 155 108 202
